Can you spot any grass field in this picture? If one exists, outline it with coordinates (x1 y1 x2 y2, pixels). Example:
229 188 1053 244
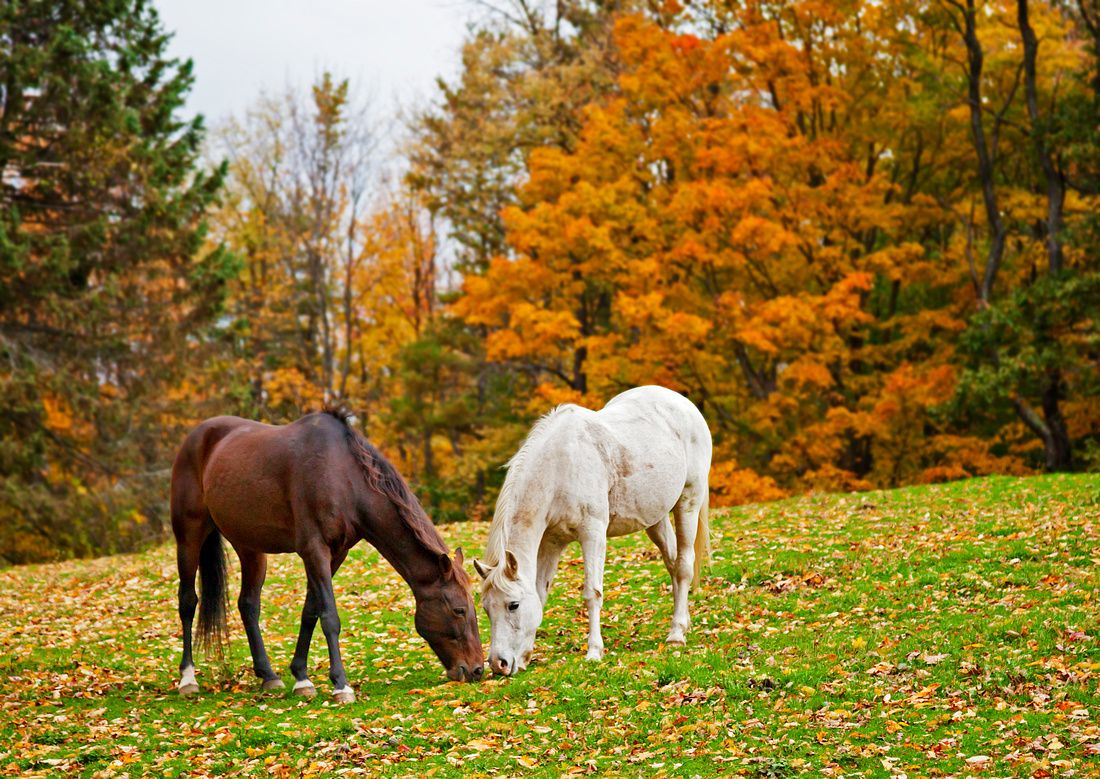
1 474 1098 777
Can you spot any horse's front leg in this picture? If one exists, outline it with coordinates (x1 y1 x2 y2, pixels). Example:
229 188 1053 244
298 544 354 703
535 537 567 608
289 585 320 697
577 526 607 661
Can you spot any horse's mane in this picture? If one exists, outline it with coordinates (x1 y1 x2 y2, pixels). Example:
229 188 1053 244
322 406 448 557
483 404 575 572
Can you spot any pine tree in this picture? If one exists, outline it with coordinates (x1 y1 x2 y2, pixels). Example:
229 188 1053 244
0 0 233 562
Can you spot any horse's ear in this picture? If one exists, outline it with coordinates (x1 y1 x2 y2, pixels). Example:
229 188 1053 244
438 552 452 576
473 559 491 580
454 547 465 567
503 550 519 581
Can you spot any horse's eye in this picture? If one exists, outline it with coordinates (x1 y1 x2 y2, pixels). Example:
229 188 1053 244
454 607 466 617
508 601 519 612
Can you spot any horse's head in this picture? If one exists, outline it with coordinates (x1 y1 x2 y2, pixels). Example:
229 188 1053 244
414 547 484 682
473 550 541 676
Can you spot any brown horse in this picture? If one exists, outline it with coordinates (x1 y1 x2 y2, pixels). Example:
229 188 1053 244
170 408 483 702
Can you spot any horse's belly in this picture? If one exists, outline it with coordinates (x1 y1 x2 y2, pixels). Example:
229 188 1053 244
210 500 297 554
606 515 651 537
206 480 297 554
607 467 684 534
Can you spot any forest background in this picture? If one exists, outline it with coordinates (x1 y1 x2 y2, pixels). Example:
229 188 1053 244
2 0 1098 564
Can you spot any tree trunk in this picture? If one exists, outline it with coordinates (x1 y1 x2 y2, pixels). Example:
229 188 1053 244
422 428 435 481
959 0 1007 303
572 342 588 394
1041 370 1073 470
572 276 589 394
312 248 334 398
1018 0 1067 275
1012 384 1073 472
1018 0 1074 470
339 210 356 400
1077 1 1100 99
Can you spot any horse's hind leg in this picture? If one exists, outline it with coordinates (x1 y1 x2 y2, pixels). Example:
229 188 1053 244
667 494 702 645
175 536 203 695
645 516 677 580
172 473 209 696
237 549 282 690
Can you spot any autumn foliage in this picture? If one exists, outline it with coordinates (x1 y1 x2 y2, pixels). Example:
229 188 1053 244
444 0 1099 505
3 0 1099 562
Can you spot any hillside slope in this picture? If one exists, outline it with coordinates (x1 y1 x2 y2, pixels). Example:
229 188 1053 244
1 474 1098 777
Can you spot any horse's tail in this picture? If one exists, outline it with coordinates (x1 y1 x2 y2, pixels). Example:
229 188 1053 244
197 528 229 656
692 487 711 587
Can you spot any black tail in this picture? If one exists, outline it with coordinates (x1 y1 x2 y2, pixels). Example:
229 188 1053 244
196 528 229 656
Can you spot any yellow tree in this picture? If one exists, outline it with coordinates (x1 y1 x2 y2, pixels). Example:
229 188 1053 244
204 74 376 420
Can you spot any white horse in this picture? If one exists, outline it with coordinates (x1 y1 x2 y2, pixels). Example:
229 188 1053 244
473 385 712 676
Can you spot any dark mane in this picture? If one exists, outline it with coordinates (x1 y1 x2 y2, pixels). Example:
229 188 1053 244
322 406 448 556
321 406 356 426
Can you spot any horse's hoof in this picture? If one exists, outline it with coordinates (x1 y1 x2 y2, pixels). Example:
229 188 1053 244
293 680 317 698
332 688 355 704
262 678 285 691
665 635 686 646
179 683 200 696
585 647 604 661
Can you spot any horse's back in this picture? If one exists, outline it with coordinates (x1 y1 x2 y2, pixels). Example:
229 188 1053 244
598 386 711 470
175 412 356 554
594 386 712 531
173 415 258 477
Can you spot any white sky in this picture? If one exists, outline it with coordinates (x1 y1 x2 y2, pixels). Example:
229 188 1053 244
154 0 474 129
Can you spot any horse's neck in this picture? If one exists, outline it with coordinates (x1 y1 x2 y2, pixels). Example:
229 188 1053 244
356 501 442 597
497 497 552 582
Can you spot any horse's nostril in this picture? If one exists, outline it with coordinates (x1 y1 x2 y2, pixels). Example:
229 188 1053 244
471 665 484 681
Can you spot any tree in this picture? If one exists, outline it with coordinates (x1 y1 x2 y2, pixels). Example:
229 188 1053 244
210 80 497 519
345 187 514 521
0 0 233 562
404 0 630 509
451 0 1099 497
456 2 962 496
207 74 376 419
407 0 623 273
941 0 1099 470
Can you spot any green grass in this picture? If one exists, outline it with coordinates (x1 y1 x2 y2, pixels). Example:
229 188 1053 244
1 473 1098 777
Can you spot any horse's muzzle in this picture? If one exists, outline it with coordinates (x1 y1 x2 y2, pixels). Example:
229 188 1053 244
448 664 484 683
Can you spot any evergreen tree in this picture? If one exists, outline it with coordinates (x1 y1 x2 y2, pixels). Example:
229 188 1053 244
0 0 233 562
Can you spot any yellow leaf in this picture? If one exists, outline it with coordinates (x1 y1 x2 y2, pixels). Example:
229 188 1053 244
42 395 74 434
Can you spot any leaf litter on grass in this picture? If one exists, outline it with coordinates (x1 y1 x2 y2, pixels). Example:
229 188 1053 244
0 473 1098 777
